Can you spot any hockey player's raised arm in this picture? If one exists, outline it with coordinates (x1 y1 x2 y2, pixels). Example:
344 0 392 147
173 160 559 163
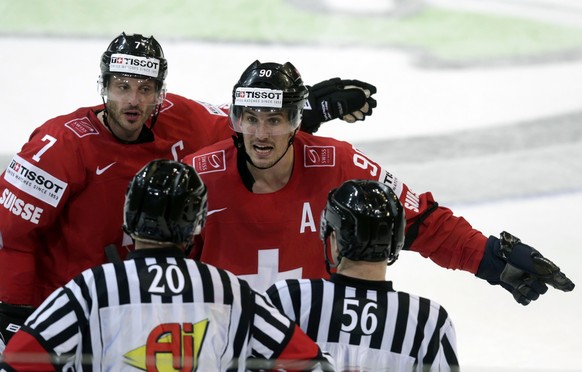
399 187 575 305
300 78 377 134
207 77 376 135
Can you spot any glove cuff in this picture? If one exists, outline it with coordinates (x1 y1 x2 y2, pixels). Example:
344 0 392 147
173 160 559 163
475 235 506 283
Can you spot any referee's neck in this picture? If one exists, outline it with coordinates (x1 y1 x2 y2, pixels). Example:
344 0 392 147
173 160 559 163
135 241 181 250
337 259 388 281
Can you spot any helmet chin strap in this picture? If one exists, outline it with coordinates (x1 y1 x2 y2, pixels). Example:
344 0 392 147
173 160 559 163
323 233 341 276
101 97 131 144
323 238 333 276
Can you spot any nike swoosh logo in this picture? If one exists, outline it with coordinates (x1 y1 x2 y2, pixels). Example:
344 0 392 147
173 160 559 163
96 162 116 175
207 207 227 216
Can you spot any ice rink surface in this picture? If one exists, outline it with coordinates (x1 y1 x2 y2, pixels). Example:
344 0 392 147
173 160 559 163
1 34 581 371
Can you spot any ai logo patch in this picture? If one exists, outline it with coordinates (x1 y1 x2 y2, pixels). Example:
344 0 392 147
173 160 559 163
123 320 209 371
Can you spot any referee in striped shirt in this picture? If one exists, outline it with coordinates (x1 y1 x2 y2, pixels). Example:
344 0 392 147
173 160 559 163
0 159 333 371
266 179 459 371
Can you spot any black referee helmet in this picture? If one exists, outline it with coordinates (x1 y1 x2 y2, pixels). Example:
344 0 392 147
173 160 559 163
123 159 207 246
320 180 405 267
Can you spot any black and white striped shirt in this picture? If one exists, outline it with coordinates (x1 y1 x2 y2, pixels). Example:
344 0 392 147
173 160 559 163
6 248 319 371
266 273 459 372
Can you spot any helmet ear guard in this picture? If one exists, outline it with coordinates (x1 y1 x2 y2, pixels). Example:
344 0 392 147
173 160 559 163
320 209 340 272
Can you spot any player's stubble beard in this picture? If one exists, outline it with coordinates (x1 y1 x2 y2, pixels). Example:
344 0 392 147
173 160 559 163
104 99 156 142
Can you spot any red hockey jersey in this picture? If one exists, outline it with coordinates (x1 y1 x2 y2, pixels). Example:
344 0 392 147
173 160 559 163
183 132 487 292
0 93 233 306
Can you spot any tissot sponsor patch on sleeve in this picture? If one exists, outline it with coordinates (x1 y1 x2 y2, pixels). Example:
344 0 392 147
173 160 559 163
3 155 67 207
304 146 336 167
381 170 404 198
234 87 283 108
109 53 160 78
64 117 99 138
192 150 226 174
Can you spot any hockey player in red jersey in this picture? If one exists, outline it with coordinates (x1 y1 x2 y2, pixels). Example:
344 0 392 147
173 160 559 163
1 159 335 371
183 60 575 301
0 33 378 351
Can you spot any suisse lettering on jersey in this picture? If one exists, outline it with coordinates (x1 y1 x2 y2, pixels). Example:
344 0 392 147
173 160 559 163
64 117 99 138
0 188 44 224
304 146 336 167
193 150 226 174
404 191 420 213
3 155 67 207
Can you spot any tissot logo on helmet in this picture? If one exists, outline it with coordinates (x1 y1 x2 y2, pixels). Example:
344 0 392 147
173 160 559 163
109 53 160 78
100 33 168 86
234 87 283 108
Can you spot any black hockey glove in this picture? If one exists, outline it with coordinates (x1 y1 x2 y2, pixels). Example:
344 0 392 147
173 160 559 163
0 302 35 352
301 78 377 134
476 231 575 305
